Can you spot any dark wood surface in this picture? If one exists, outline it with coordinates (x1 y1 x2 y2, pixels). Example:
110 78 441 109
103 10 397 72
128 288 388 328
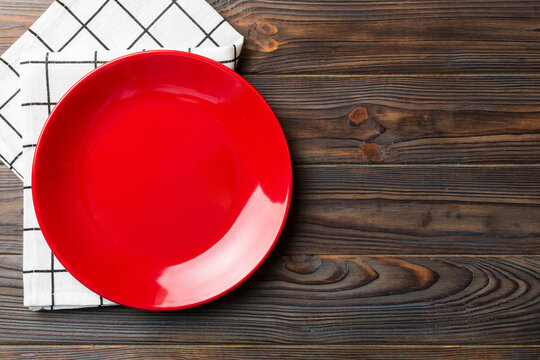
0 254 539 345
248 75 540 165
0 0 539 358
3 165 540 255
1 346 539 359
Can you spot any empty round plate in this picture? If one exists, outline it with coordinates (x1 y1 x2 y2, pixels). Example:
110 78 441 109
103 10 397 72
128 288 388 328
32 51 292 311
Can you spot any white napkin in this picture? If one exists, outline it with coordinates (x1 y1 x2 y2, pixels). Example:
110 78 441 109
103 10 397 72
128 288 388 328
0 0 243 310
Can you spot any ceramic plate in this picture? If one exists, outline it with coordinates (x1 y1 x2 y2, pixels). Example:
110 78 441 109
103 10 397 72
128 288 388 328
32 51 292 311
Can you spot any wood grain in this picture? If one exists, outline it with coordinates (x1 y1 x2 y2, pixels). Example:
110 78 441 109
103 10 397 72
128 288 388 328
2 1 540 74
220 0 540 74
0 165 21 255
0 254 538 344
0 0 539 355
0 345 539 359
4 74 540 166
245 75 540 165
285 165 540 255
2 6 540 166
2 164 539 255
0 0 50 51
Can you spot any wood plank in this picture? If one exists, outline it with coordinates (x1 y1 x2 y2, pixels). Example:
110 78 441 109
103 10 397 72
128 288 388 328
0 164 21 255
5 74 540 166
297 165 540 205
0 345 539 359
2 164 539 255
283 165 540 255
0 71 538 164
0 0 50 51
217 0 540 74
0 254 538 344
246 75 540 165
2 1 540 74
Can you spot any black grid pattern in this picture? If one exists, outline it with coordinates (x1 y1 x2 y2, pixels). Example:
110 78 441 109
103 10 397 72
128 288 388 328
23 269 68 274
27 29 54 52
26 0 228 55
56 0 111 52
0 57 19 77
0 0 243 184
0 153 22 179
20 48 242 309
0 90 22 138
0 85 23 178
21 53 243 310
11 0 243 310
91 54 106 308
44 53 55 307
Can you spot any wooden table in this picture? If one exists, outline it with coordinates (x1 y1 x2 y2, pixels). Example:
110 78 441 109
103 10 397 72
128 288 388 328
1 1 539 358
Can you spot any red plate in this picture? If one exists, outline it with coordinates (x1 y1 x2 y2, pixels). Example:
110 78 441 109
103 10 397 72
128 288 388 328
32 51 292 311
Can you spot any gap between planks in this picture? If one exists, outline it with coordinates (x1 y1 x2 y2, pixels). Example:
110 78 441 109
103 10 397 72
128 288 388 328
0 344 538 349
244 73 540 78
294 164 540 168
1 254 538 258
4 164 540 171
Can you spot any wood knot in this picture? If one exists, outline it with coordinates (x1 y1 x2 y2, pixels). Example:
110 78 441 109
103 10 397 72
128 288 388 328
280 256 351 285
285 255 322 274
247 19 283 53
376 257 439 291
349 106 368 126
256 20 278 35
359 143 382 162
348 105 386 141
260 38 280 52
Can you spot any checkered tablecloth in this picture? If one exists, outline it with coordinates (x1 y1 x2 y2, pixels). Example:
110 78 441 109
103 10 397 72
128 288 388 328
0 0 243 310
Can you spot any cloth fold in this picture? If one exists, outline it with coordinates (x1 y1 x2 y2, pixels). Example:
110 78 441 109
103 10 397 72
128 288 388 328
0 0 243 310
